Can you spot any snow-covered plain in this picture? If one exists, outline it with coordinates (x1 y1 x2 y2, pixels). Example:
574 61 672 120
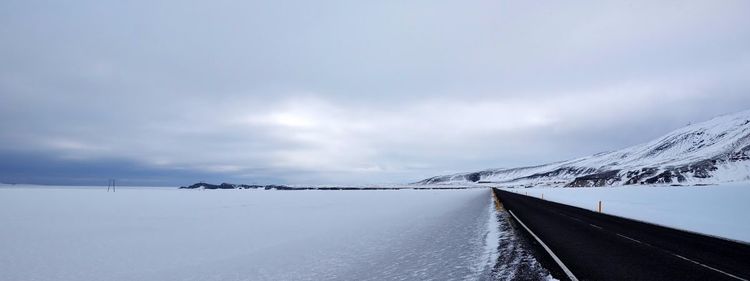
503 183 750 243
0 186 509 281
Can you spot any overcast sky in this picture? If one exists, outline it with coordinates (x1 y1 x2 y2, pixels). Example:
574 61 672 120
2 0 750 186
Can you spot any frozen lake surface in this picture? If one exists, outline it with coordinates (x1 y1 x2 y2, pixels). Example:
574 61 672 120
0 186 537 281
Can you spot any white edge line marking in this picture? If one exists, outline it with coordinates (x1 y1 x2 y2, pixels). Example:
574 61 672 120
616 233 643 244
508 209 579 281
589 224 603 230
672 254 748 281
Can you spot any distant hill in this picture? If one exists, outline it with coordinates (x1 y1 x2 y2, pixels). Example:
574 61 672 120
416 110 750 187
179 182 468 190
179 183 294 190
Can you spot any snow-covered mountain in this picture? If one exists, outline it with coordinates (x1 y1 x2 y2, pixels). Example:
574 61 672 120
416 110 750 187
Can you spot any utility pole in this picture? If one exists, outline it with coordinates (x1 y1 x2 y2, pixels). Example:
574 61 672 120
107 179 116 192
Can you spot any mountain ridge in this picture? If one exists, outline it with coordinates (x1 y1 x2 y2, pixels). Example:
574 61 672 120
416 110 750 187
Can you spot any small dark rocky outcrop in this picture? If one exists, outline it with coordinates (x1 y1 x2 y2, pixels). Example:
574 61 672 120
179 183 228 189
465 172 481 182
179 183 291 190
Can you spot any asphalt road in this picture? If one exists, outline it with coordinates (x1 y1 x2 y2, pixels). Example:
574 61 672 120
493 188 750 281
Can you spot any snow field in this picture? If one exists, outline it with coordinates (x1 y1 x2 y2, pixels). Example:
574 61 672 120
0 186 501 281
503 183 750 243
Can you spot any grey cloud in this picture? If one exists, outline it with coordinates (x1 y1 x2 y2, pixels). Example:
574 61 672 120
1 0 750 185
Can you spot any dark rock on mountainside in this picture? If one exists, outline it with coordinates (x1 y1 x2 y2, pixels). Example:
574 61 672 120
566 170 621 187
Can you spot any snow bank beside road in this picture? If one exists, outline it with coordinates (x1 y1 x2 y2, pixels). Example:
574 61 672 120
505 183 750 243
